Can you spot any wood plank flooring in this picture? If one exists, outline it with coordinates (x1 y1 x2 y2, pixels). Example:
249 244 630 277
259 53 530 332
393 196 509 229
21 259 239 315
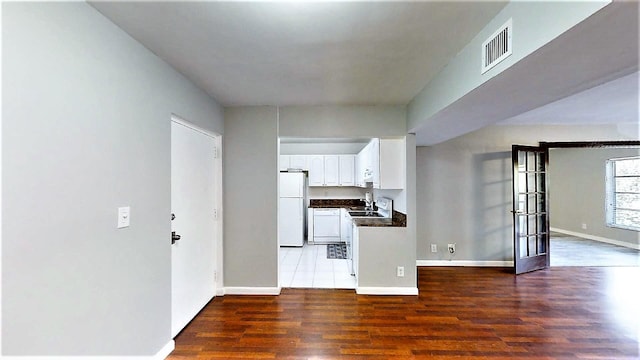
168 267 640 359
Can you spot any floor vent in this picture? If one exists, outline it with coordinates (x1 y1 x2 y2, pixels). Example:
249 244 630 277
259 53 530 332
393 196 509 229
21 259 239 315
481 18 512 74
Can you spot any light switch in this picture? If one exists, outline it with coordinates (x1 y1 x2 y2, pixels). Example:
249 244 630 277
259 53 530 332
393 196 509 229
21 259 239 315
118 206 130 228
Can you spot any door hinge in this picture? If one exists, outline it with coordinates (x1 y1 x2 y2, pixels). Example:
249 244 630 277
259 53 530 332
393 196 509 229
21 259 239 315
213 209 218 220
213 146 219 159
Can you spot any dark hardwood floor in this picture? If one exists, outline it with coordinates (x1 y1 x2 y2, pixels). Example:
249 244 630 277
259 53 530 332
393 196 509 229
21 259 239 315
168 267 640 359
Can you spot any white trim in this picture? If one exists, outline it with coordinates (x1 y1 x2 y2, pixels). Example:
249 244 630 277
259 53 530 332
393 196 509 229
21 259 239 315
224 287 282 295
0 340 175 360
154 340 175 359
551 227 640 250
356 287 419 296
214 134 225 299
416 260 513 267
0 1 3 353
171 114 218 139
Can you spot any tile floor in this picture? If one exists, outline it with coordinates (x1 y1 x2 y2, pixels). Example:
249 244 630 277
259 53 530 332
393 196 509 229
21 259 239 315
279 242 356 289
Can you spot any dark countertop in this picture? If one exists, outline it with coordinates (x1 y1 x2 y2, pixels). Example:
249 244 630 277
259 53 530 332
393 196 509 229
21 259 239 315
309 199 366 208
352 210 406 227
309 199 406 227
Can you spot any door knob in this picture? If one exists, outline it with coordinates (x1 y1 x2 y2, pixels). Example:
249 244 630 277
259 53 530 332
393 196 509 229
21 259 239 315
172 231 181 244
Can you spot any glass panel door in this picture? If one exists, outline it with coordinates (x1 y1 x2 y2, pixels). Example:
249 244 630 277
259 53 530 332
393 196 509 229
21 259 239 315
512 145 550 274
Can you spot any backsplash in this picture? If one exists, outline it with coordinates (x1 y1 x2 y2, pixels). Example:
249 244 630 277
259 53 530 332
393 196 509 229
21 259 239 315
308 186 368 199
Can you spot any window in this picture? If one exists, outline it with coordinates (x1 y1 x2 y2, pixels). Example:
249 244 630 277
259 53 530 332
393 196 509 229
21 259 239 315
606 156 640 231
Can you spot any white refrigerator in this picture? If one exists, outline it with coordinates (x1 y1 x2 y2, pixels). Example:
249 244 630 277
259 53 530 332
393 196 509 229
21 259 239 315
279 172 306 247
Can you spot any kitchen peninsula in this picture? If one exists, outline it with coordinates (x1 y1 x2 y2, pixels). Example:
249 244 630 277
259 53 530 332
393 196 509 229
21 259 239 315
308 198 414 295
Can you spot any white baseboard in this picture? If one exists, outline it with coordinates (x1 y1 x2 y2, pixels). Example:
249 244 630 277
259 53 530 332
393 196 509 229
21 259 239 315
551 227 640 250
416 260 513 267
155 340 175 359
356 287 419 295
216 288 225 296
224 286 281 295
1 340 175 360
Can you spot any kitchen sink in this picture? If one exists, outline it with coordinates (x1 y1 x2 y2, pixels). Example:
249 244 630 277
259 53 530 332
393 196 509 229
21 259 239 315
348 211 384 218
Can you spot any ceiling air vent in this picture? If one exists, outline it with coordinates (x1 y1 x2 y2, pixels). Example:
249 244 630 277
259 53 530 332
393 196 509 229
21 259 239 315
481 19 512 74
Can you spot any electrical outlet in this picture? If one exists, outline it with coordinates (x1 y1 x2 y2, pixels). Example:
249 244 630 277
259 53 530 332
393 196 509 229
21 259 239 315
581 223 587 230
448 243 456 254
431 244 437 253
397 266 405 277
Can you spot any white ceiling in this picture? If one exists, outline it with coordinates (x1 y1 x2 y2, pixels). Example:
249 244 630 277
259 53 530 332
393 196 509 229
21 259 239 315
91 1 638 146
91 1 507 106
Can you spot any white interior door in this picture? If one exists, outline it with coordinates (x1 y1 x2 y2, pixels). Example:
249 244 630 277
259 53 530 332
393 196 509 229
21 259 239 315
171 120 217 337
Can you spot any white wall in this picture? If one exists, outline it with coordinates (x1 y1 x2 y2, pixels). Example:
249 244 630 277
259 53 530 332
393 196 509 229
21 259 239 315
2 3 223 356
279 106 407 138
281 142 367 155
416 124 637 262
223 107 279 288
550 147 640 247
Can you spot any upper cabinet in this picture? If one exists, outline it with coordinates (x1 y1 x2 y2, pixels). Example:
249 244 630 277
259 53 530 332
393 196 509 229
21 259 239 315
339 155 355 186
354 153 364 187
307 154 353 187
356 138 405 189
323 155 340 186
283 137 405 189
289 155 308 170
375 138 405 189
281 154 308 171
279 155 290 171
308 155 325 186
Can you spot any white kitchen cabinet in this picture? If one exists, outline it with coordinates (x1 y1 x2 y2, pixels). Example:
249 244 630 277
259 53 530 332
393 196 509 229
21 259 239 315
371 138 380 188
308 155 325 186
324 155 340 186
376 138 405 189
359 138 405 190
340 209 349 241
279 155 290 171
339 155 355 186
308 154 343 187
354 153 363 187
358 142 374 184
307 208 314 244
289 155 308 170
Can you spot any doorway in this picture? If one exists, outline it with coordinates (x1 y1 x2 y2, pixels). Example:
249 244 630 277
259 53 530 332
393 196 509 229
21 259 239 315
278 137 370 289
513 141 640 274
170 116 223 337
545 142 640 267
